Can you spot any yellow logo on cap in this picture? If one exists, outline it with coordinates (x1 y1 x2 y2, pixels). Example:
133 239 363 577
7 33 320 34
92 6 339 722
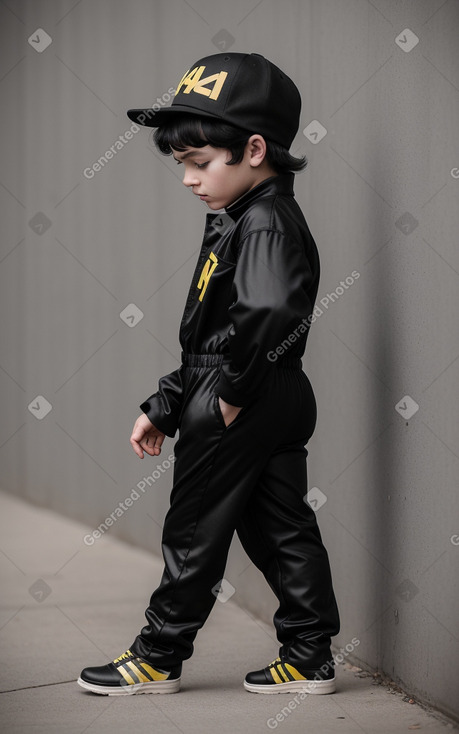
175 66 228 101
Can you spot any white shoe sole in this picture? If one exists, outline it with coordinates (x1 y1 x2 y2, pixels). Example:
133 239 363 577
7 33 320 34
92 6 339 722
244 677 336 695
77 676 181 695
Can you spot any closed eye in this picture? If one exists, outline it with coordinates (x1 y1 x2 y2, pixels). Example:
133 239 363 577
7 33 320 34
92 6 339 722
175 161 208 169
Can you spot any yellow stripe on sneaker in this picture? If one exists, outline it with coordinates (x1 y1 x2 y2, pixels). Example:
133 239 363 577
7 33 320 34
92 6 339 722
277 664 290 682
126 661 151 683
138 662 169 681
284 663 307 681
269 666 284 684
118 665 136 685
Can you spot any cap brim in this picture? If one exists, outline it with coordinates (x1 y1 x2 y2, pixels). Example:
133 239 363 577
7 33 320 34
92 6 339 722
127 105 222 128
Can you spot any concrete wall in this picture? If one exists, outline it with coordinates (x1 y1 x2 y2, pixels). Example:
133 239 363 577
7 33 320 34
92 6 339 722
1 0 458 720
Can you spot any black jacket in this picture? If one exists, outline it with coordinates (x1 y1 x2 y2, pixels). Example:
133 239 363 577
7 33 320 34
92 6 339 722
140 172 320 437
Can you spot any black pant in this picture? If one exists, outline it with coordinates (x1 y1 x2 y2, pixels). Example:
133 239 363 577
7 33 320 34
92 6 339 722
130 353 340 670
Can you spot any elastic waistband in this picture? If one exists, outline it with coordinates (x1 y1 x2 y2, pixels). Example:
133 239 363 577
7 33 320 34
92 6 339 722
181 352 302 369
182 353 223 368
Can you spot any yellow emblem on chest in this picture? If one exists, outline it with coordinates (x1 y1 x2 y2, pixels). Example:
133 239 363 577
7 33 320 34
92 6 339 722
197 251 218 302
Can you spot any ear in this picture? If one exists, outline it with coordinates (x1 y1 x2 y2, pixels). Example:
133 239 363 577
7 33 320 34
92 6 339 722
246 134 267 168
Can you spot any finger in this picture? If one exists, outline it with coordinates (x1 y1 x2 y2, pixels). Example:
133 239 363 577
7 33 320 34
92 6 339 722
155 433 165 452
141 438 157 456
149 439 161 456
130 435 144 459
131 425 147 443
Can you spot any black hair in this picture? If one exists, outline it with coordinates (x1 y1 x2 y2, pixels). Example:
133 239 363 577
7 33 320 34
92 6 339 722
151 114 307 174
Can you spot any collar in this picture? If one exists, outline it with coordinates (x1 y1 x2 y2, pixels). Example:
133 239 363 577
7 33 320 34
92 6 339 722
224 172 295 221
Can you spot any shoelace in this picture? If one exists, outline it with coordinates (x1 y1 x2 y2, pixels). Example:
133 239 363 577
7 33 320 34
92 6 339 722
113 650 134 664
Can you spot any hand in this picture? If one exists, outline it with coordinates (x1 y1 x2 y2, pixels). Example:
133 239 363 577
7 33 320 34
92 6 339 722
218 396 243 427
130 413 166 459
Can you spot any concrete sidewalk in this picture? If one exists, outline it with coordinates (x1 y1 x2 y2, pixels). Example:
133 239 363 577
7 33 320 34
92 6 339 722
0 491 457 734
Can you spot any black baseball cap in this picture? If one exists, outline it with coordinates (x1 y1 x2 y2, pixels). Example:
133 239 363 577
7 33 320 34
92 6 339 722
127 52 301 149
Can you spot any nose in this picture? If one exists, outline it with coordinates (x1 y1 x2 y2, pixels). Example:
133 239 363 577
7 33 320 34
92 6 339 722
182 168 200 188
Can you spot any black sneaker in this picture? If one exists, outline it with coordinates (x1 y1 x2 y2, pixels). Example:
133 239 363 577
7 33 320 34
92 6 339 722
244 656 335 694
78 649 181 695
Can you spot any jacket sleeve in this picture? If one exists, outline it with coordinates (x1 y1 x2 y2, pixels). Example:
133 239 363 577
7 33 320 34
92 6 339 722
139 364 185 438
214 229 315 407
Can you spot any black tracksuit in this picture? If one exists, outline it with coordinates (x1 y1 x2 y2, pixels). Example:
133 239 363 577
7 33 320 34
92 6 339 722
130 173 340 670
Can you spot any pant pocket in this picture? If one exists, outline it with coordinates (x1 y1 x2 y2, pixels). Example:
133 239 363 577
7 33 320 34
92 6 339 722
213 392 246 430
213 393 228 430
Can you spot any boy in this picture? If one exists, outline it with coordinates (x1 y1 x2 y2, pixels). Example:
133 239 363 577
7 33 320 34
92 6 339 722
78 52 340 696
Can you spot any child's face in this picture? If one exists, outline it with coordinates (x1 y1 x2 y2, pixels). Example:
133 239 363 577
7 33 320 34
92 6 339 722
172 143 263 210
